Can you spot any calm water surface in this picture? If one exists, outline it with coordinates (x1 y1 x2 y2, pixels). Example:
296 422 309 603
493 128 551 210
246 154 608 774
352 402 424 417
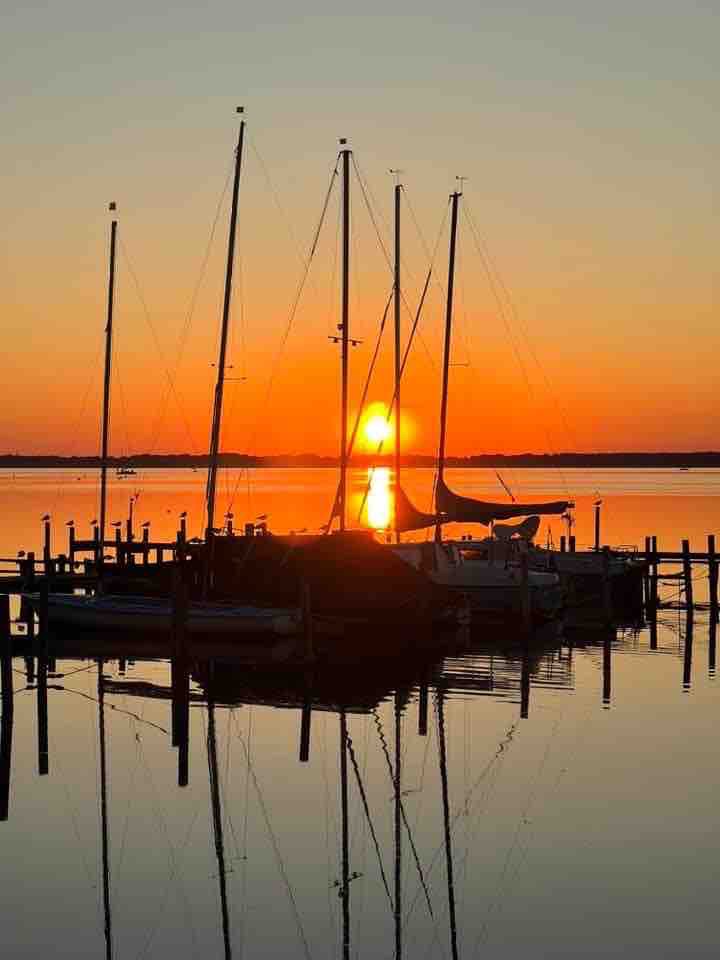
1 468 719 958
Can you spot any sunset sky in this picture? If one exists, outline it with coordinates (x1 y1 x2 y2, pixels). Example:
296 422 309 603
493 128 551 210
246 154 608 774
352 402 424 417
2 1 717 457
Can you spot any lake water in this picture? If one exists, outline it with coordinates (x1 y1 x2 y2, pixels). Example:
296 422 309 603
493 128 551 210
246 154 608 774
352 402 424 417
1 468 719 958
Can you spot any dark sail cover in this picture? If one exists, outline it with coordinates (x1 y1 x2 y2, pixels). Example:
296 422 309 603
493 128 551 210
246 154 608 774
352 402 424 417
394 484 439 533
436 476 571 525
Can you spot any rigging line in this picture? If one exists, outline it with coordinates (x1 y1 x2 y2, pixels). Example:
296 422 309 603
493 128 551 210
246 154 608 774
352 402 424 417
465 204 582 454
226 155 341 513
118 237 199 455
402 719 518 927
471 718 559 957
236 732 314 960
325 289 393 530
134 736 201 960
112 349 132 461
356 267 434 522
372 708 434 921
145 162 233 456
58 686 170 735
346 732 394 911
461 206 572 497
236 706 253 960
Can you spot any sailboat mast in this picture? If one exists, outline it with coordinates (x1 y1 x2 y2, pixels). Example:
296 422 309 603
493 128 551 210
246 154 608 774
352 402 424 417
207 678 232 960
340 708 350 960
338 142 351 532
393 178 402 543
206 107 246 538
437 688 459 960
394 692 402 959
99 204 118 552
435 190 461 540
98 660 113 960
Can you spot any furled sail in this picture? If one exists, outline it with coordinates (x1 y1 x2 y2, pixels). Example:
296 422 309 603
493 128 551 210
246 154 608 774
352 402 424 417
436 476 571 526
394 484 440 533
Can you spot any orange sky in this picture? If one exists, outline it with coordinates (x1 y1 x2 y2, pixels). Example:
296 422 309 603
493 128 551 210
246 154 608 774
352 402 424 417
1 3 717 457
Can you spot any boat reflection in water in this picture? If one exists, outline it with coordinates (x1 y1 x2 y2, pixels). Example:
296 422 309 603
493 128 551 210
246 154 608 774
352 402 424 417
1 612 715 958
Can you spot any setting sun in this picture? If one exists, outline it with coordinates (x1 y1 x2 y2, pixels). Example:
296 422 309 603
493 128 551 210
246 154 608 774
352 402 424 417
365 414 391 446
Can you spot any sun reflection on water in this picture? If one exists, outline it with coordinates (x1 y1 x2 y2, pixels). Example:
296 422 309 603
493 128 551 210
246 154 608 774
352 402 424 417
366 467 392 530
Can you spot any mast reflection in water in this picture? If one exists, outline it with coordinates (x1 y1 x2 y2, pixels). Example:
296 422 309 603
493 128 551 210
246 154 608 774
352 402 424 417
1 614 719 958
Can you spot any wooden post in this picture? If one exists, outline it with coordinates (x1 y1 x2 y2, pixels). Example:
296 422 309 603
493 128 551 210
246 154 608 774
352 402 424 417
709 613 717 677
171 559 189 787
142 526 149 565
650 535 658 611
93 524 101 568
594 501 601 552
300 580 315 664
0 595 13 822
43 517 51 577
682 539 693 611
559 535 566 553
602 629 612 706
708 534 718 621
180 514 187 543
569 535 576 553
520 551 531 635
520 645 530 719
115 526 122 567
683 613 693 691
602 547 613 626
155 547 163 565
643 536 651 610
418 678 428 737
299 699 312 763
0 596 10 659
25 551 35 590
68 524 76 570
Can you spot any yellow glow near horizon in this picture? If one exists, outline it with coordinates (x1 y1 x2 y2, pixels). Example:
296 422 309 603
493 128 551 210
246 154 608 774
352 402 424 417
365 414 391 447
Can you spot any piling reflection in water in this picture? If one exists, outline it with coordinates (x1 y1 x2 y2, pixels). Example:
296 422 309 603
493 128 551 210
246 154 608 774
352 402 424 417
1 612 719 958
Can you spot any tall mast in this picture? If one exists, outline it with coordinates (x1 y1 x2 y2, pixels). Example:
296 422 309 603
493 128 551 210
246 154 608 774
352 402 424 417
392 174 402 543
98 660 113 960
435 190 461 540
394 692 402 959
338 141 351 532
207 671 233 960
340 708 350 960
437 687 459 960
99 203 118 551
206 107 246 538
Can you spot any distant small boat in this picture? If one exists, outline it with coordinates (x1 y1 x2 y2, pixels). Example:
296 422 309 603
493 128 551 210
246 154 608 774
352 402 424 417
23 592 300 636
116 467 137 477
679 466 690 472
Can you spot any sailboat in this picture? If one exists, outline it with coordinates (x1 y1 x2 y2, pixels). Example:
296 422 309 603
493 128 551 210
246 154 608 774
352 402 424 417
388 188 568 623
27 113 302 642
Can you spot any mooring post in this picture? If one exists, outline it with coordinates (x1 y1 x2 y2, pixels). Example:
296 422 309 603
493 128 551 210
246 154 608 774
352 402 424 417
559 535 566 553
299 696 313 763
142 526 150 565
171 557 190 787
682 539 693 611
569 535 576 553
300 580 315 664
115 526 122 567
418 676 429 737
520 644 531 719
683 613 693 692
602 546 613 626
708 534 718 621
602 629 612 706
43 517 51 577
643 536 652 610
710 614 717 677
650 535 659 611
68 523 75 571
0 595 13 822
594 501 601 552
520 551 531 635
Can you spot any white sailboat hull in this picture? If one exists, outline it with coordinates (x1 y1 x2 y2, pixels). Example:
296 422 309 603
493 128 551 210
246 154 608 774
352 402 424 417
24 593 301 637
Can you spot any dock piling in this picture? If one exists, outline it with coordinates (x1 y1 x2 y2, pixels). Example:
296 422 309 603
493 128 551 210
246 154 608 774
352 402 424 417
708 534 718 621
682 539 693 611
